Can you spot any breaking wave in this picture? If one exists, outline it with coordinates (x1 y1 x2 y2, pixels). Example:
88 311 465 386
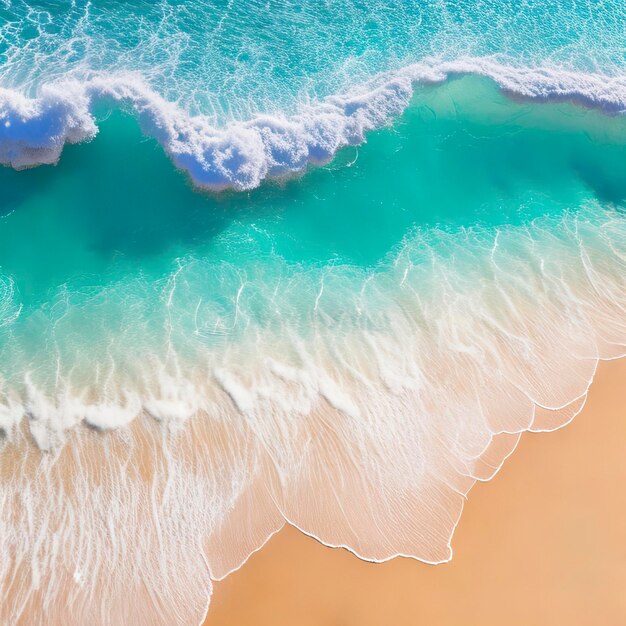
2 58 626 190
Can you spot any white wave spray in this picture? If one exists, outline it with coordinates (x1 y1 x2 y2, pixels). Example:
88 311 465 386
1 58 626 190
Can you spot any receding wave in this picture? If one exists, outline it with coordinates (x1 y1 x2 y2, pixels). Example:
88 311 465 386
0 198 624 624
1 58 626 190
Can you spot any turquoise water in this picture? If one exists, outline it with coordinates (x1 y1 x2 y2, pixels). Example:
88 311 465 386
2 77 624 299
1 1 624 114
0 3 625 626
0 76 623 403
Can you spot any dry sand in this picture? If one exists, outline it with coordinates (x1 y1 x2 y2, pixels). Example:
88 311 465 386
206 357 626 626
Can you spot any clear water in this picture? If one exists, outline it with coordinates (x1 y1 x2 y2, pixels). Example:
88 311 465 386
0 3 625 625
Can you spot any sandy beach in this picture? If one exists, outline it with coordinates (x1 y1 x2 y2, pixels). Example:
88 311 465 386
206 357 626 626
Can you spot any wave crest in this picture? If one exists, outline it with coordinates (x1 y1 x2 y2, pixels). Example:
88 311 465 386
1 58 626 190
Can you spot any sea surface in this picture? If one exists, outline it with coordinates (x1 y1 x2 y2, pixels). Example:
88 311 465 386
0 2 625 625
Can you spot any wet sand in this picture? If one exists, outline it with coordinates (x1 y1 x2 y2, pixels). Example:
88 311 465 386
206 357 626 626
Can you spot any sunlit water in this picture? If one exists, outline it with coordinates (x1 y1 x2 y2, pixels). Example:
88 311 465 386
0 2 625 625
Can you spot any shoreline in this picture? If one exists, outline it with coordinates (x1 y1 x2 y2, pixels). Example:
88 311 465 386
206 357 626 626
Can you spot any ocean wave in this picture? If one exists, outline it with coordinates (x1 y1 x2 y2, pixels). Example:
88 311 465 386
1 57 626 190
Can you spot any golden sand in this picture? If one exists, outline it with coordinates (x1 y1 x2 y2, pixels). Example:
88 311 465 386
206 358 626 626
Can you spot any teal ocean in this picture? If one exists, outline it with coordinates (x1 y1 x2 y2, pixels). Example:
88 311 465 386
0 3 625 625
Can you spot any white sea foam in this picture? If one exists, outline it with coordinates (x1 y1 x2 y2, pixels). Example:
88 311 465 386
1 58 626 189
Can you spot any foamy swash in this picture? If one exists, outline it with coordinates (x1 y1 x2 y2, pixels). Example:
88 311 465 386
0 200 625 625
1 58 626 190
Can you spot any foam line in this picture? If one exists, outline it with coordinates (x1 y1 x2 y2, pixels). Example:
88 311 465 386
1 58 625 190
